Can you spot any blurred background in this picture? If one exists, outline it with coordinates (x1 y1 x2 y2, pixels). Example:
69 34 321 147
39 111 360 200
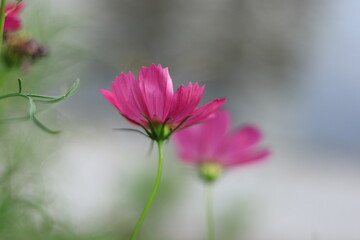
0 0 359 239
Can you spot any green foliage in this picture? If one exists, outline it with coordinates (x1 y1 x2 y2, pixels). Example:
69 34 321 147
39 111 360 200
0 78 79 134
0 2 86 240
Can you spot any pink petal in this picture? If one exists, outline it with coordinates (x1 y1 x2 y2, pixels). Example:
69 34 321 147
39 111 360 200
173 110 231 163
138 63 174 122
217 125 270 166
182 98 226 128
169 82 204 124
6 2 23 15
4 15 21 32
173 124 205 164
111 72 149 123
221 148 270 167
100 89 120 109
197 110 231 158
225 125 263 150
4 2 23 32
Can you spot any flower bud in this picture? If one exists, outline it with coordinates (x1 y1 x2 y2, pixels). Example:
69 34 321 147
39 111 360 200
2 33 48 70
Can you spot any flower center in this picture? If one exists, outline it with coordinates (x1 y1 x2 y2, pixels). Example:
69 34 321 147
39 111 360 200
199 162 223 183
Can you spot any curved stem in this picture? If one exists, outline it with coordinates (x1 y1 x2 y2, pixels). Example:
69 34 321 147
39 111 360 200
0 0 6 49
130 140 164 240
206 183 215 240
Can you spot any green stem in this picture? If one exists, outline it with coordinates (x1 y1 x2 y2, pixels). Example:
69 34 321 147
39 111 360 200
0 0 6 49
130 140 164 240
206 183 215 240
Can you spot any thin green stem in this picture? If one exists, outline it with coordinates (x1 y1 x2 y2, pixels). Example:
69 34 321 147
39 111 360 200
0 0 6 49
130 140 164 240
206 183 215 240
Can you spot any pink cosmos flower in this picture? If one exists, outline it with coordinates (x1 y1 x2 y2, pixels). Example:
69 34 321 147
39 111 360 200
174 110 270 182
100 63 226 141
4 1 24 32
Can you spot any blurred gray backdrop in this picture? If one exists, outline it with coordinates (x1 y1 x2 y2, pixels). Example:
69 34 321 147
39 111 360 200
36 0 360 239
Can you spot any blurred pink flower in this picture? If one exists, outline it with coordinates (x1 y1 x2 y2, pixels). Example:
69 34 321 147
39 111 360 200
4 1 24 32
174 110 270 181
100 63 226 140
